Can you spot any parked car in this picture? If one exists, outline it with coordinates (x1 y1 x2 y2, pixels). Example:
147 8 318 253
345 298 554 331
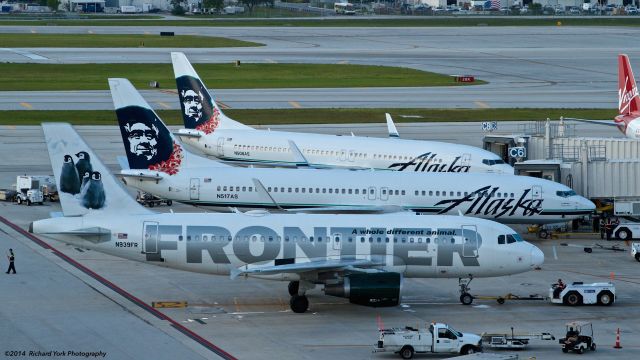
555 6 565 15
627 6 639 15
569 7 580 15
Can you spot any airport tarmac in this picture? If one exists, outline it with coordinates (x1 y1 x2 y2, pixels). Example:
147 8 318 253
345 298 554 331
0 26 638 109
0 122 635 359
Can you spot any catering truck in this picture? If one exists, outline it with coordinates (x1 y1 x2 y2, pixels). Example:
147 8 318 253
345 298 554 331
373 322 482 359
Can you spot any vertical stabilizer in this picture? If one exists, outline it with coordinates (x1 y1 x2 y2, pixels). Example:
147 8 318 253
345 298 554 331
42 123 150 217
109 78 226 174
618 54 640 116
171 52 251 132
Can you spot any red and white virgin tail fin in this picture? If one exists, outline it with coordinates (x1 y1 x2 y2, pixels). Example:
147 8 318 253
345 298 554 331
618 54 640 116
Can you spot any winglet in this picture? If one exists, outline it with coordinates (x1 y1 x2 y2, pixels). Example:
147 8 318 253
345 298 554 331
385 113 400 138
287 140 310 167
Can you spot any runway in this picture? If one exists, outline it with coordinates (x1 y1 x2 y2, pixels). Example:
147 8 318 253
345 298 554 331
0 26 638 109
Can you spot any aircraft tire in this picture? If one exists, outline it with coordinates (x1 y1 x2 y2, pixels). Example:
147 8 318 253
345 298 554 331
288 281 299 296
460 293 473 305
635 253 640 262
290 295 308 313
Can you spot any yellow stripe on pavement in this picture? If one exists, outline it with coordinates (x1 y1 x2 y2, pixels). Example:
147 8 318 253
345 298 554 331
474 101 490 109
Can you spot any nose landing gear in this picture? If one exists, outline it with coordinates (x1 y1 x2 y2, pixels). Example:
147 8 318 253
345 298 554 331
459 277 474 305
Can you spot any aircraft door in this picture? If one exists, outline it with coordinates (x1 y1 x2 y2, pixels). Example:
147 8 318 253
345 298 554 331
367 186 376 200
339 149 347 162
461 225 479 258
190 178 200 200
531 185 542 200
142 221 159 254
380 187 389 201
216 137 225 156
332 233 342 251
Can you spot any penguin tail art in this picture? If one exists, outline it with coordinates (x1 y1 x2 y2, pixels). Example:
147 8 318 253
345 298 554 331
109 78 227 174
42 123 151 217
171 52 252 132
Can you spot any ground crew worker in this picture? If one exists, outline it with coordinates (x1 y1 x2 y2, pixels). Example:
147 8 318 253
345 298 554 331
6 248 15 274
605 218 613 241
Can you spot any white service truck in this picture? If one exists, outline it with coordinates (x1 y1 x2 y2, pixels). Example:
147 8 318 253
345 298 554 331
373 322 482 359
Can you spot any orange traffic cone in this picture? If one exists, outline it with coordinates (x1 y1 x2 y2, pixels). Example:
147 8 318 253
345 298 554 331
613 328 622 349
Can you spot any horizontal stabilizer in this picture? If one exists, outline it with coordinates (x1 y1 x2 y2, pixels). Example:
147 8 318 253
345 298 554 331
119 170 163 181
565 118 617 127
117 156 130 170
173 130 202 138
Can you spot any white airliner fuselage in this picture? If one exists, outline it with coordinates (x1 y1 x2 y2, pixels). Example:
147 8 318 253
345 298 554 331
121 165 594 224
31 212 543 280
176 128 515 174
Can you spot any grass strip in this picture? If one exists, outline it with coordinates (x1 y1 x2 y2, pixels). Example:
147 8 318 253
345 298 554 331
0 63 480 91
0 33 262 48
0 17 639 27
0 108 617 126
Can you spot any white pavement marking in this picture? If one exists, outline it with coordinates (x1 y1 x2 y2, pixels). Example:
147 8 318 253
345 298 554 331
0 48 49 60
553 246 558 260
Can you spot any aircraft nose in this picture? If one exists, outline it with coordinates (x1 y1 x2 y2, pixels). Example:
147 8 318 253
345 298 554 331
496 164 514 175
531 246 544 267
581 197 596 212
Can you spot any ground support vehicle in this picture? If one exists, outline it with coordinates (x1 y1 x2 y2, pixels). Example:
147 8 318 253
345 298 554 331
550 282 615 306
136 191 172 208
373 322 482 359
632 242 640 261
482 328 555 350
15 189 43 206
559 321 596 354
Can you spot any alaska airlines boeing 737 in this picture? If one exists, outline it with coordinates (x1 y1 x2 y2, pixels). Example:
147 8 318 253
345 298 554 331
110 79 594 224
32 123 543 312
170 52 514 174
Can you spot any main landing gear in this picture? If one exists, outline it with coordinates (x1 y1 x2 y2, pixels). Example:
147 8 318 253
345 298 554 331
459 277 474 305
288 281 315 313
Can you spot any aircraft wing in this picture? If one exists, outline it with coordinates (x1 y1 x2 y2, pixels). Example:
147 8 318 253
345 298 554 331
231 258 382 279
286 205 410 214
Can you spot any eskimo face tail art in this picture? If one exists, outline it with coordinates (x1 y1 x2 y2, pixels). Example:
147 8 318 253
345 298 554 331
43 123 146 216
172 53 221 134
109 78 184 175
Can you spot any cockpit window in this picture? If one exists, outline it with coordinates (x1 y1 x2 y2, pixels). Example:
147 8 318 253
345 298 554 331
556 190 577 198
482 159 506 166
500 234 523 244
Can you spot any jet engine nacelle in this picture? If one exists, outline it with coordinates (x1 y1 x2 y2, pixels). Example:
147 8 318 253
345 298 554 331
324 272 401 307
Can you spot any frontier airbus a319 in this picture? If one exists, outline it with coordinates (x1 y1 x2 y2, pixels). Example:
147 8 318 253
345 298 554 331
110 78 594 224
170 52 513 174
32 123 543 313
